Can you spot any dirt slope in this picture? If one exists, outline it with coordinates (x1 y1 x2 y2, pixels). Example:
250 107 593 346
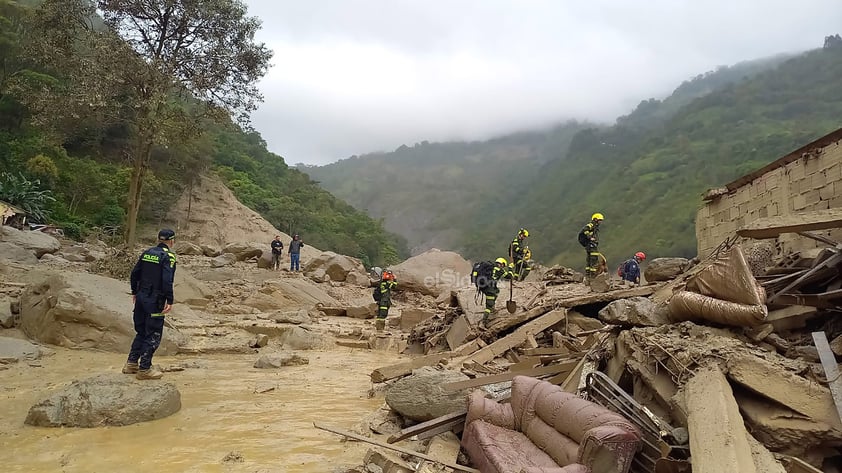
159 174 322 260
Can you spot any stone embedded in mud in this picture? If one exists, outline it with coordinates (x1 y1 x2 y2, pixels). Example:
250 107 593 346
249 334 269 348
0 336 44 363
304 251 366 282
25 373 181 427
253 353 310 368
221 242 263 261
385 366 472 422
598 297 670 327
173 241 203 255
278 326 326 350
0 242 38 265
347 303 377 319
0 226 60 257
273 309 312 325
0 297 14 328
211 253 238 268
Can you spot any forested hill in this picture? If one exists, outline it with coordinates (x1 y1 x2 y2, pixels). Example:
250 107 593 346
0 0 406 267
304 49 811 264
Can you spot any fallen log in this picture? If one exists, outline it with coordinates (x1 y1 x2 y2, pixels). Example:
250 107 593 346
314 422 480 473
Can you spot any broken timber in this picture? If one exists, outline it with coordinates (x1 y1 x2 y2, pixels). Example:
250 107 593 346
313 422 480 473
442 360 579 392
737 208 842 239
463 309 567 365
387 410 467 444
812 331 842 424
371 351 456 383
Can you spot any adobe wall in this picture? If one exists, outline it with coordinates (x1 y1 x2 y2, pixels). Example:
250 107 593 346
696 139 842 257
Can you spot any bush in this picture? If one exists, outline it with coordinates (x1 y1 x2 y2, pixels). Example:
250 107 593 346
0 172 55 222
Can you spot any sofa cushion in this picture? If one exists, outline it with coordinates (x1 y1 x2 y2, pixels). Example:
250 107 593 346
462 420 560 473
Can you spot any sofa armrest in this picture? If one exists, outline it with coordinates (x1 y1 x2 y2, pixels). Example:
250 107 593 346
465 390 515 430
578 424 641 473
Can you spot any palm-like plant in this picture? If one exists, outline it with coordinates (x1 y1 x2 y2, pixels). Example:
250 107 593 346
0 172 55 223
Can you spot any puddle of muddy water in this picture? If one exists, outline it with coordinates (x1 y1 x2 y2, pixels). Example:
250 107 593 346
0 347 405 472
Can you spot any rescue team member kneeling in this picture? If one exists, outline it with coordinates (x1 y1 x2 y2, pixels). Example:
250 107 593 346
123 229 177 380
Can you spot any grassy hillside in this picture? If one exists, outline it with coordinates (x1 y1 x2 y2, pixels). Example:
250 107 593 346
492 45 842 269
0 0 406 266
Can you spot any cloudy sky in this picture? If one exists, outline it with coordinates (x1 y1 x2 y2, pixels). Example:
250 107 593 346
243 0 841 165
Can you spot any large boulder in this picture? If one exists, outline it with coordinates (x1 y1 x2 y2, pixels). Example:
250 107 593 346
173 270 213 307
58 245 95 262
211 253 238 268
258 279 341 307
278 326 326 350
221 242 263 261
257 250 274 269
200 244 221 257
173 241 204 255
0 226 60 257
25 373 181 427
272 309 312 325
0 336 45 363
644 257 691 282
304 251 365 283
0 242 38 265
385 366 472 422
598 297 670 327
390 249 472 296
18 270 182 354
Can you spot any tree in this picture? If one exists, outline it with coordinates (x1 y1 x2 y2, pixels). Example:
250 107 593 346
20 0 271 246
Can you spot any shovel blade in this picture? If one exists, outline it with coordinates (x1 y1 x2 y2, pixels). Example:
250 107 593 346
506 300 517 313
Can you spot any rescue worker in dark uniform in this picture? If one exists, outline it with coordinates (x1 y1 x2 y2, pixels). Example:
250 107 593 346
509 228 532 281
123 229 177 380
375 269 397 331
579 213 604 280
481 257 514 326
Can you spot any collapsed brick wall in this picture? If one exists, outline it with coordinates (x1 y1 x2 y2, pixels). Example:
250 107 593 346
696 139 842 257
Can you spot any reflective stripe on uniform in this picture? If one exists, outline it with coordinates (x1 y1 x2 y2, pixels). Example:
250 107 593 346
142 253 160 263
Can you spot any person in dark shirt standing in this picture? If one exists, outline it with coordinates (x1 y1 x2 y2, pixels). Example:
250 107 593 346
270 235 284 271
288 234 304 272
124 229 177 380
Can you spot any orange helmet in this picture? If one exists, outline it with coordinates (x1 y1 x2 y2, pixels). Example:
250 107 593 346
382 270 395 281
635 252 646 260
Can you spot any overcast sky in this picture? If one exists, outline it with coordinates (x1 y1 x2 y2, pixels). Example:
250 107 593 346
242 0 842 165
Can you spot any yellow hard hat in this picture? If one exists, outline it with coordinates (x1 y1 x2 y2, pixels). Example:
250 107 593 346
519 228 529 237
495 257 508 265
591 213 604 221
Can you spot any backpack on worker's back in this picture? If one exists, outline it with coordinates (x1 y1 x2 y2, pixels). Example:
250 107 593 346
471 261 496 290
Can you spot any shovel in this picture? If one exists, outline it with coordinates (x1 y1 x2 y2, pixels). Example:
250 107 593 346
506 280 517 313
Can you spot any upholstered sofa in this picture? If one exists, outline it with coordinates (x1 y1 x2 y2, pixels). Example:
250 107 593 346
461 376 641 473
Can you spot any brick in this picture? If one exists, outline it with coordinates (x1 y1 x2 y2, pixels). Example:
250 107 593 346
813 172 827 189
804 189 821 206
758 207 768 218
793 195 807 210
770 202 780 216
826 164 842 181
788 162 806 180
820 186 835 201
805 156 822 174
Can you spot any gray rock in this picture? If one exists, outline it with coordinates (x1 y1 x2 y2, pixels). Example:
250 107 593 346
19 271 181 354
253 353 309 368
644 257 690 282
0 336 44 363
278 326 325 350
0 297 14 328
211 253 238 268
221 242 263 261
0 226 60 257
304 251 365 282
347 303 377 319
0 242 38 265
58 245 95 262
38 253 68 264
385 366 472 422
598 297 670 327
25 373 181 427
249 334 269 348
173 241 204 255
345 271 370 287
200 244 222 257
390 249 473 296
273 309 311 325
173 270 212 307
257 250 274 269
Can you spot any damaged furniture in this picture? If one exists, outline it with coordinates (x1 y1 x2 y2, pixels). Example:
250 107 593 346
461 376 641 473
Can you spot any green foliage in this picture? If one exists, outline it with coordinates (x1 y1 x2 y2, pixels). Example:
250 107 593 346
25 153 58 181
0 171 55 222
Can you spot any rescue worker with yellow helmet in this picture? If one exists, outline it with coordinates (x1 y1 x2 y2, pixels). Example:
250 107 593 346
508 228 533 281
578 213 604 280
472 257 515 326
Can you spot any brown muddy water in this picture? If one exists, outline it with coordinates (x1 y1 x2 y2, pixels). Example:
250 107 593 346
1 347 403 472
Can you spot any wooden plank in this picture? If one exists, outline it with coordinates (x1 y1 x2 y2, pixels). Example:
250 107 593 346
387 410 467 444
737 208 842 239
464 309 567 365
442 360 578 392
521 346 570 356
414 418 465 441
313 423 480 473
798 231 841 247
371 352 455 383
445 315 471 350
768 250 842 303
812 331 842 424
484 303 552 333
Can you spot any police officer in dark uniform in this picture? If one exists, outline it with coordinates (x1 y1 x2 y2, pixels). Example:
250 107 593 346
123 229 177 380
